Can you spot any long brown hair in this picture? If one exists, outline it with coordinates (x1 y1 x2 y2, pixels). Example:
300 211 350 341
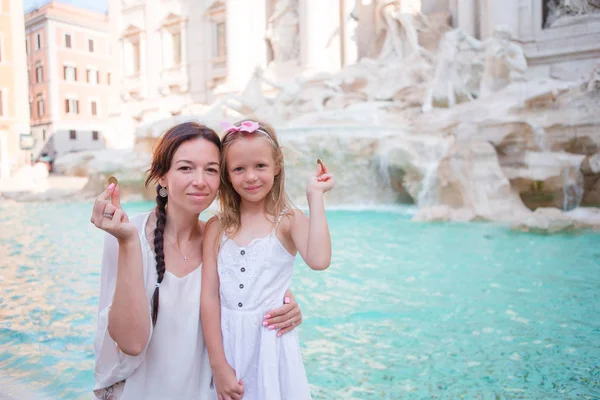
144 121 221 326
218 120 292 236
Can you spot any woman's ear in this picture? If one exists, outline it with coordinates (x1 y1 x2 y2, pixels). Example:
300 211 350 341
274 165 281 177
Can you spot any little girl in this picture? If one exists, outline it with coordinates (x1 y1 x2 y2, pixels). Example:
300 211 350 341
201 120 334 400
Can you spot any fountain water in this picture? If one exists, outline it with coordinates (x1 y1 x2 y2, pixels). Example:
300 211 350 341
561 166 585 211
277 126 402 206
416 138 452 207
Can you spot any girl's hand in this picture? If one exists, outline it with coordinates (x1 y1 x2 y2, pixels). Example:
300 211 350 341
213 364 244 400
90 183 137 243
263 290 303 337
306 160 334 197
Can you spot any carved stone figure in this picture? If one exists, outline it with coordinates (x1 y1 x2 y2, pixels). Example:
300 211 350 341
545 0 600 28
479 25 527 98
265 0 300 64
422 29 483 112
376 0 421 60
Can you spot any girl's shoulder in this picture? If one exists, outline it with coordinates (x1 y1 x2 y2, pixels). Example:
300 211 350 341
277 208 306 232
283 208 306 220
203 214 225 241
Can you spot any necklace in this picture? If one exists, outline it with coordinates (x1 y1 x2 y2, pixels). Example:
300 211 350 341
164 237 192 262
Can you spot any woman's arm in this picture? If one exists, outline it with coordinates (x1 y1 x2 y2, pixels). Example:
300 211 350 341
264 290 304 336
92 184 151 356
108 236 151 356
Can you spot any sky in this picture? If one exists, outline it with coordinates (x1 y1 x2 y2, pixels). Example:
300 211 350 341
23 0 108 14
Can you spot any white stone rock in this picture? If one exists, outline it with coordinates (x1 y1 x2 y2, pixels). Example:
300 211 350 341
586 153 600 174
512 207 577 233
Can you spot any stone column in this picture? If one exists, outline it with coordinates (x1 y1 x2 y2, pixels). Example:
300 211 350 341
456 0 476 37
353 0 378 59
421 0 450 14
299 0 342 72
478 0 520 40
225 0 268 90
340 0 358 66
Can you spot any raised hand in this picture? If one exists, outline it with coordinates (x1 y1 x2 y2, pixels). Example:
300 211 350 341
306 159 334 197
90 183 137 243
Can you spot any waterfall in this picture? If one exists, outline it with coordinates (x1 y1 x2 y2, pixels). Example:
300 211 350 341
277 126 401 206
532 124 550 152
562 166 584 211
416 138 451 207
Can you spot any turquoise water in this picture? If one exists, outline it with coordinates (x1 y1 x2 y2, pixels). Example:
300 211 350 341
0 201 599 399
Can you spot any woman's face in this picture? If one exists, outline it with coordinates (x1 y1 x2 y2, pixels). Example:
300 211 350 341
159 138 221 214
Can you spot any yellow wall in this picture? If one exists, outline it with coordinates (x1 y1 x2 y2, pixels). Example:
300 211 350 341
0 0 31 177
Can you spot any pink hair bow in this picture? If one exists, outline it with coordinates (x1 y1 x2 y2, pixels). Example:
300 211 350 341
220 120 260 134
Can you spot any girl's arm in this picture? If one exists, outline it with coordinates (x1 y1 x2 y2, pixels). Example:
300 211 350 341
91 183 151 356
290 161 335 271
200 218 244 399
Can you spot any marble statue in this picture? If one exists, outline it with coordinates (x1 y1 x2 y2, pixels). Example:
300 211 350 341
545 0 600 28
422 29 483 112
376 0 422 60
479 25 527 98
265 0 300 64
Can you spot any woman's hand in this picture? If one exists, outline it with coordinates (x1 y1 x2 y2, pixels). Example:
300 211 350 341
264 290 303 337
90 183 137 243
213 363 244 400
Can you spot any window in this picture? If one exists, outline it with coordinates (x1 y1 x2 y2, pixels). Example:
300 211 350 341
36 63 43 83
87 69 99 84
37 95 45 117
88 39 94 52
64 65 77 81
69 130 77 140
172 31 182 65
25 38 29 55
65 34 72 48
0 38 3 63
0 89 4 117
107 72 111 85
36 33 41 50
132 41 140 73
215 22 226 58
42 129 47 141
65 98 79 114
92 131 99 141
91 100 98 116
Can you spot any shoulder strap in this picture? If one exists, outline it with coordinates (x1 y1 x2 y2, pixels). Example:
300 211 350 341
273 209 289 234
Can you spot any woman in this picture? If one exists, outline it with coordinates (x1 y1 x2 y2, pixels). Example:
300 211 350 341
90 122 303 399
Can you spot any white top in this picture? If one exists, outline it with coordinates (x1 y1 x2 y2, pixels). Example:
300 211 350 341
93 212 213 399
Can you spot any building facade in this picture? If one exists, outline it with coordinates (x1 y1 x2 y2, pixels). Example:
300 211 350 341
448 0 600 79
109 0 600 144
107 0 356 144
25 1 111 160
0 0 31 179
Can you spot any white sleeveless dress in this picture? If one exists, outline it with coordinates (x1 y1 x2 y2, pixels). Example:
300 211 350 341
93 212 214 399
218 218 312 400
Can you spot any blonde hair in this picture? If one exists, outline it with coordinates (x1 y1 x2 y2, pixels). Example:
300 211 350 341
218 120 293 235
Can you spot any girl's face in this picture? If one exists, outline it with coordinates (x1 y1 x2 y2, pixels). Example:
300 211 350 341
159 138 221 214
225 136 280 204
